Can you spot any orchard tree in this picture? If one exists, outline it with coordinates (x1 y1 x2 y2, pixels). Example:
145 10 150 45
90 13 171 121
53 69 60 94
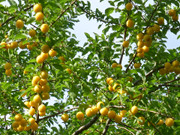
0 0 180 135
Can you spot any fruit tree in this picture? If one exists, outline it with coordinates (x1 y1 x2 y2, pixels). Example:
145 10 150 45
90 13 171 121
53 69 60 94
0 0 180 135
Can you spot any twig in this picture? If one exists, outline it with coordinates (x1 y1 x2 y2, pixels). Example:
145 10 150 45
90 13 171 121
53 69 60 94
113 125 135 135
38 107 78 122
102 119 111 135
50 0 78 27
72 114 100 135
138 108 170 118
125 52 137 72
75 3 119 25
1 5 33 26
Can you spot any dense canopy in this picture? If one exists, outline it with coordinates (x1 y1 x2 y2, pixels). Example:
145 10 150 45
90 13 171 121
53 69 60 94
0 0 180 135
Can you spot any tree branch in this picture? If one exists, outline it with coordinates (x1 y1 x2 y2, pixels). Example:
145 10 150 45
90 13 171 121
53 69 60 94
112 125 135 135
125 52 137 72
102 119 111 135
50 0 78 27
38 107 78 122
1 5 33 26
72 114 100 135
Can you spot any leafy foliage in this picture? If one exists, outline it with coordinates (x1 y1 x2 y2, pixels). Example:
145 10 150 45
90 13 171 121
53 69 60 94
0 0 180 135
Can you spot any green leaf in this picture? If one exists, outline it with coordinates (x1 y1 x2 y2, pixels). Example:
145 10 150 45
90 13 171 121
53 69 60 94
14 33 27 40
105 7 114 16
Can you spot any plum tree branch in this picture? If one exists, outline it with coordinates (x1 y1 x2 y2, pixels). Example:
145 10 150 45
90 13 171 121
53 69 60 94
102 119 111 135
50 0 78 27
72 114 100 135
112 124 135 135
1 5 33 26
125 52 137 72
75 2 119 25
38 107 78 122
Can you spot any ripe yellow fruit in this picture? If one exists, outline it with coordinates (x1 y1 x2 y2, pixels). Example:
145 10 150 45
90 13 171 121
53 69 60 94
137 41 144 48
165 118 174 127
114 115 122 123
157 17 164 25
33 3 42 13
39 111 46 116
15 114 23 121
41 84 50 92
19 42 26 49
40 24 49 33
134 63 141 69
30 101 38 109
59 56 66 62
108 85 113 92
33 94 41 103
29 29 36 37
86 108 93 117
40 52 48 60
169 9 176 16
31 122 38 131
164 62 171 69
1 42 7 49
159 68 166 75
11 41 18 49
122 40 129 48
130 106 138 115
120 110 127 117
97 101 104 110
24 126 31 131
12 121 19 128
40 70 48 79
32 76 40 86
61 114 69 122
111 63 117 68
29 108 36 116
24 101 31 108
156 119 164 125
112 83 120 92
126 19 134 28
100 107 109 116
174 67 180 74
137 48 143 53
137 117 145 125
16 19 24 29
125 3 132 11
136 33 143 40
172 60 179 67
153 24 160 32
5 69 12 76
146 27 154 35
41 92 50 100
143 34 152 42
39 79 47 86
76 112 84 120
49 49 57 57
117 64 122 69
66 68 72 74
36 55 45 64
172 15 178 21
118 89 126 95
17 125 24 131
38 104 46 112
35 12 44 21
34 85 42 93
4 62 12 70
19 119 27 127
106 78 113 85
41 45 50 53
142 46 149 53
108 110 116 119
91 106 98 115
